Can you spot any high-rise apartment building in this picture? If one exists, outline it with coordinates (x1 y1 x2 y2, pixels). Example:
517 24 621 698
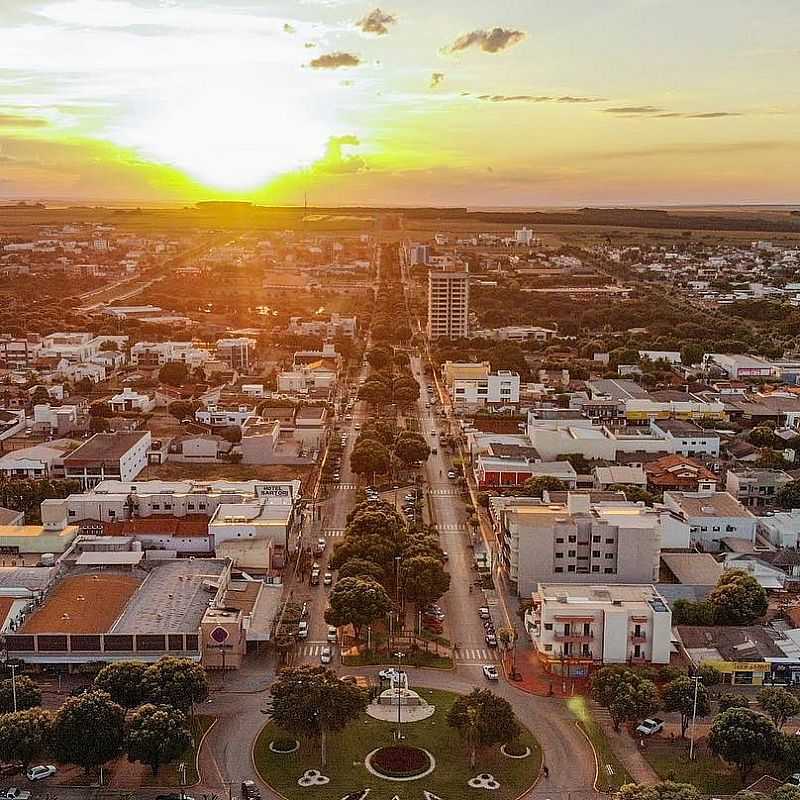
427 266 469 339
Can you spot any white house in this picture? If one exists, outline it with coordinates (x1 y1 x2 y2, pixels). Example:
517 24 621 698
451 370 520 411
662 490 757 551
62 431 152 488
109 387 157 414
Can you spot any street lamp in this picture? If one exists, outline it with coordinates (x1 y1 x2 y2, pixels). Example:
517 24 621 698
393 651 405 741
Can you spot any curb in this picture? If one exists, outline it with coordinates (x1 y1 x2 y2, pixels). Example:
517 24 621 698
190 715 218 788
251 720 292 800
575 718 610 794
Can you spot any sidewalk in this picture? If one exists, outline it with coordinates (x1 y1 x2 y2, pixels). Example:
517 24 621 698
590 700 659 784
506 647 590 698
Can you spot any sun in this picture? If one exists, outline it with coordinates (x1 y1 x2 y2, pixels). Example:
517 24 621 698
107 79 333 191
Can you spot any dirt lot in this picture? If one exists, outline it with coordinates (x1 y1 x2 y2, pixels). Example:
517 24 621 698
138 461 313 484
21 574 142 634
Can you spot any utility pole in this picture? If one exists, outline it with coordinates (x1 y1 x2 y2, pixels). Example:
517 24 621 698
689 674 700 761
9 663 17 713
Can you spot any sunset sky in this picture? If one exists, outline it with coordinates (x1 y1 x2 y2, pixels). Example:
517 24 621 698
0 0 798 206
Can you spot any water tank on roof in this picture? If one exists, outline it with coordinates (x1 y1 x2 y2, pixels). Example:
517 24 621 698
40 553 55 567
131 541 143 552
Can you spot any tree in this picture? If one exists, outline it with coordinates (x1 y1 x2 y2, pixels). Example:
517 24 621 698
401 555 450 605
168 400 199 421
358 380 390 407
671 598 715 626
749 426 779 448
719 692 751 712
365 346 393 371
758 687 800 730
325 577 392 639
143 657 209 713
125 704 192 775
613 485 655 506
94 661 149 708
661 677 711 738
608 679 660 732
616 781 701 800
158 361 190 386
50 690 126 772
708 707 778 781
270 667 368 768
591 666 641 707
336 558 385 582
393 433 430 466
522 475 567 498
774 787 800 800
447 688 521 768
0 708 53 768
350 439 391 477
777 480 800 510
680 344 704 367
0 676 41 713
698 665 721 687
709 570 768 625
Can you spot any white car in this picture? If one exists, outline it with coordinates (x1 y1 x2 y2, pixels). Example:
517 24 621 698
482 665 499 681
297 621 309 639
635 718 664 737
26 766 56 782
1 789 31 800
320 646 332 664
327 625 337 642
786 774 800 787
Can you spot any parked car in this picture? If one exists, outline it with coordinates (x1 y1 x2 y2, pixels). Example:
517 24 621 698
320 646 332 664
156 794 195 800
482 665 499 681
485 634 498 648
297 621 309 639
310 569 321 586
447 470 457 479
635 718 664 737
327 625 337 642
241 780 261 800
26 766 56 782
323 572 333 587
1 788 31 800
478 607 491 620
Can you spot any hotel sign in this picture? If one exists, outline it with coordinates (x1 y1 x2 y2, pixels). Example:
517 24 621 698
255 484 293 500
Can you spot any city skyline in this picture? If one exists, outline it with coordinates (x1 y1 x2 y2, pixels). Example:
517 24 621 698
1 0 798 205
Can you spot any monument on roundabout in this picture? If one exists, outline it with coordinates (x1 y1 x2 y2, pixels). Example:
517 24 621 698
366 667 435 724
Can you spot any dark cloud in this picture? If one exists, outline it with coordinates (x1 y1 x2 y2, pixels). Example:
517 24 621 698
442 27 526 55
604 106 663 115
476 94 603 104
685 111 742 119
357 8 397 35
0 113 47 128
283 22 295 34
314 135 367 174
430 72 445 88
309 52 361 69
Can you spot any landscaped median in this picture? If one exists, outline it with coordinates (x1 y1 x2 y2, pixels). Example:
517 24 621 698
254 689 541 799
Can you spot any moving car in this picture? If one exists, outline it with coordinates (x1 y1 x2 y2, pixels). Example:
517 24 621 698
314 537 326 555
482 665 499 681
635 718 664 737
297 621 309 639
323 572 333 587
478 607 491 620
310 569 321 586
241 780 261 800
326 625 337 642
447 470 457 479
26 766 56 782
320 646 332 664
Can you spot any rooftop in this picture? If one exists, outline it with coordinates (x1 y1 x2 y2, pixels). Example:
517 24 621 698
112 559 227 634
64 432 149 464
677 624 785 661
655 419 707 436
661 552 723 585
537 583 669 610
665 490 755 519
586 379 652 401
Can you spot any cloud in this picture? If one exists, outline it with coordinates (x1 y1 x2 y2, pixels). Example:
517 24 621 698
442 27 526 55
313 134 367 174
309 52 361 69
357 8 397 35
588 140 790 160
0 113 47 127
604 106 663 115
304 42 317 48
283 22 295 34
430 72 445 88
476 94 603 104
684 111 742 119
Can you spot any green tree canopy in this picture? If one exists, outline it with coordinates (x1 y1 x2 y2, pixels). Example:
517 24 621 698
0 708 53 768
336 557 385 582
616 781 701 800
719 692 751 712
708 707 779 781
324 576 393 639
94 661 149 708
709 570 768 625
143 657 209 713
522 475 567 498
401 555 451 605
158 361 190 386
124 704 193 775
50 690 126 772
777 479 800 510
661 677 711 738
270 666 368 768
393 432 430 465
350 438 391 477
447 688 521 768
609 679 660 733
758 687 800 730
0 675 41 714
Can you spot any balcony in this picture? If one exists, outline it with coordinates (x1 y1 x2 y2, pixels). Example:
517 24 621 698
553 632 594 643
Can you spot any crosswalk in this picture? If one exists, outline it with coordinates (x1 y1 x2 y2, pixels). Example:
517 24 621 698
429 488 462 496
297 642 334 658
437 523 467 531
455 647 496 664
323 529 345 538
327 483 357 490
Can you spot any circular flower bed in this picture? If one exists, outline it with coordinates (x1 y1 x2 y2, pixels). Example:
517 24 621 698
501 741 531 759
369 745 432 778
269 737 300 753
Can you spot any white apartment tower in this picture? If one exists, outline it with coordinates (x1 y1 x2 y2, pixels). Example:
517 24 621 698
427 266 469 339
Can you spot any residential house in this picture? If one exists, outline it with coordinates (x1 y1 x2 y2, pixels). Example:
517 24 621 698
663 490 757 551
725 468 793 510
644 455 718 494
63 431 152 488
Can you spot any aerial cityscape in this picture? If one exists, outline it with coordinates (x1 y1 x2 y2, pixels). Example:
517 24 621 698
1 2 800 800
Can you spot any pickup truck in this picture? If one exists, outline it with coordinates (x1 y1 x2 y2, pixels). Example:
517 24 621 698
635 718 664 737
1 788 32 800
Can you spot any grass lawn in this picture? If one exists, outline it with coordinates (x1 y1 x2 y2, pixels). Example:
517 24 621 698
642 737 782 795
566 696 631 792
254 689 540 800
341 651 454 670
